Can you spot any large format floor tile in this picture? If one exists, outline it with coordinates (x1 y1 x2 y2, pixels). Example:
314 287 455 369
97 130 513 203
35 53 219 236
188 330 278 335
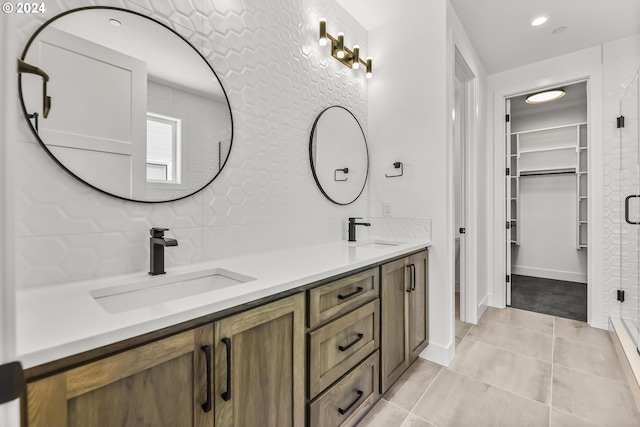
467 318 553 362
552 365 640 426
480 306 554 335
554 317 613 347
383 359 442 411
448 339 552 403
357 399 408 427
412 370 550 427
553 336 626 382
549 408 603 427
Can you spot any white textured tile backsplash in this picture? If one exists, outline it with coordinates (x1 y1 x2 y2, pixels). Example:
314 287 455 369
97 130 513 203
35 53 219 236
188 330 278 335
13 0 373 289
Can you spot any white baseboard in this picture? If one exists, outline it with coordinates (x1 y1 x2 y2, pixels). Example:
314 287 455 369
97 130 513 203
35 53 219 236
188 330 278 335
477 293 489 323
512 265 587 283
419 340 454 367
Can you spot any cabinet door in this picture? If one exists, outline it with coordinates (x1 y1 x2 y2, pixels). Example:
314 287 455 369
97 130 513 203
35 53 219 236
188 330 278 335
408 250 429 362
27 325 214 427
380 257 409 393
214 294 305 427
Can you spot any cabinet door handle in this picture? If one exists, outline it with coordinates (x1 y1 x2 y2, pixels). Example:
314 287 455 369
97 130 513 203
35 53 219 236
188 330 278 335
338 390 364 415
200 345 212 412
221 338 232 402
338 287 364 300
411 264 416 291
625 195 640 224
405 265 412 292
338 333 364 352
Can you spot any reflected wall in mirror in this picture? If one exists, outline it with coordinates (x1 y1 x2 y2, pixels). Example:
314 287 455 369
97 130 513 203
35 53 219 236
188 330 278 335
309 106 368 205
19 7 233 202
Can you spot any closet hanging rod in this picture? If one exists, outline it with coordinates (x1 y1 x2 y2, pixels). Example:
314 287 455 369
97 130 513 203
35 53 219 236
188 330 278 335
520 167 576 177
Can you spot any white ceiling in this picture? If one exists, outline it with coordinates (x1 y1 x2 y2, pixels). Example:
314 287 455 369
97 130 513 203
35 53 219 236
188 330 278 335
336 0 640 74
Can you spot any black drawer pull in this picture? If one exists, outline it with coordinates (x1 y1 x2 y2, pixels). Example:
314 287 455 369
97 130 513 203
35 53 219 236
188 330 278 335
338 390 364 415
338 333 364 352
200 345 212 412
221 338 232 401
338 287 364 300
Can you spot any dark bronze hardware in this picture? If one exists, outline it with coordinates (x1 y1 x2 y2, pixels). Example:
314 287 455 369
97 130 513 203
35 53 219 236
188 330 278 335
385 162 403 178
221 338 232 401
338 390 363 415
334 167 349 181
625 195 640 225
338 287 363 300
200 345 212 412
338 333 364 352
17 59 51 118
411 263 416 291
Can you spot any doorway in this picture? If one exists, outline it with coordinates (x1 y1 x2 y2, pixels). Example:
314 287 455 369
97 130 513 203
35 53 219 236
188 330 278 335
505 82 589 321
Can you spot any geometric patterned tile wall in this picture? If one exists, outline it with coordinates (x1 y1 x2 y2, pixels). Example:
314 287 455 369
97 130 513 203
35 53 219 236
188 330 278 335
601 35 640 327
13 0 370 289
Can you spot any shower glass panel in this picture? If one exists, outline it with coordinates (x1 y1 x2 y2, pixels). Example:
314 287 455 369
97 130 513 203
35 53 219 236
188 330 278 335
620 69 640 351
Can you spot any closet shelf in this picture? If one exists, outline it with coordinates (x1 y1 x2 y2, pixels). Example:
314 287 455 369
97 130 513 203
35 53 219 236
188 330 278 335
510 122 587 136
579 221 588 224
519 167 576 176
518 145 576 155
579 147 588 151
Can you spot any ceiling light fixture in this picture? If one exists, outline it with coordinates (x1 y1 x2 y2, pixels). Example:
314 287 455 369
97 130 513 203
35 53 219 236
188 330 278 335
109 18 122 27
530 16 548 27
318 18 373 78
525 89 566 104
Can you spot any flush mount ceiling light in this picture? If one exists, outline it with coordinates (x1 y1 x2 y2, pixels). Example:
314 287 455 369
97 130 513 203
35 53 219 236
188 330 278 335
319 18 372 78
109 18 122 27
530 16 548 27
525 89 566 104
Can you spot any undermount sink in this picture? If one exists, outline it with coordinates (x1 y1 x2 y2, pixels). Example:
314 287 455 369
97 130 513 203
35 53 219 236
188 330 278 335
91 269 256 314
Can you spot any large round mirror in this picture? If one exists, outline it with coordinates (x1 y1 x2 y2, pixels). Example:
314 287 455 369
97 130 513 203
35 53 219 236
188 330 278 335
309 106 368 205
19 7 233 202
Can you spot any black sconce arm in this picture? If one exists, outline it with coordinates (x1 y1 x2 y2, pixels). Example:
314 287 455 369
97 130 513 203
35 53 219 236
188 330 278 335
17 58 51 118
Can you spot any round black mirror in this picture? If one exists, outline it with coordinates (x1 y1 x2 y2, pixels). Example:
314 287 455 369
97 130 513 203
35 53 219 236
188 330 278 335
19 7 233 202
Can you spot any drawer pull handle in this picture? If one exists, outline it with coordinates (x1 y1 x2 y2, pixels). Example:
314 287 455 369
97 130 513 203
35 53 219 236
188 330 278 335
411 263 416 291
338 287 364 300
200 345 212 412
221 338 232 402
338 333 364 351
338 390 364 415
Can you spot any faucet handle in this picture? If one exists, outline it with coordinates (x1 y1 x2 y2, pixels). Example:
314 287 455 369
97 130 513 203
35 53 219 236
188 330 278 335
150 227 169 238
348 217 362 222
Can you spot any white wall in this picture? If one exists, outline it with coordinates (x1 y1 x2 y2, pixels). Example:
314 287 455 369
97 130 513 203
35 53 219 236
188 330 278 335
11 0 370 290
487 46 605 327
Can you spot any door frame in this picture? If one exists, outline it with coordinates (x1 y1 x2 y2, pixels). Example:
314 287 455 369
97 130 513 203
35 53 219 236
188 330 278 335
491 71 604 329
454 49 477 324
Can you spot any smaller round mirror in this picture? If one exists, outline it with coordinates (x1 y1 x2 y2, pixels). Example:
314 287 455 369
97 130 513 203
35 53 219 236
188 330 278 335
309 106 369 205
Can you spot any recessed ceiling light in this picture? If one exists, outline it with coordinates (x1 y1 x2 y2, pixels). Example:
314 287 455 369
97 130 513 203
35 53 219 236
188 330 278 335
553 26 567 35
525 89 566 104
530 16 548 27
109 18 122 27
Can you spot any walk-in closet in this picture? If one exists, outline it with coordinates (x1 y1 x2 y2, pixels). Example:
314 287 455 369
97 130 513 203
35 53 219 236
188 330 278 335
506 82 588 321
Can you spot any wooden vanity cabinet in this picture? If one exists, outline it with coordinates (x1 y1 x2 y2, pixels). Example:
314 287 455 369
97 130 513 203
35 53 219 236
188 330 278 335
26 325 214 427
380 249 429 393
214 293 305 427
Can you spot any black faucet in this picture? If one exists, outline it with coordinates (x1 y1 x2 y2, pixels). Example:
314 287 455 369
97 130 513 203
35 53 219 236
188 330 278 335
149 227 178 276
348 217 371 242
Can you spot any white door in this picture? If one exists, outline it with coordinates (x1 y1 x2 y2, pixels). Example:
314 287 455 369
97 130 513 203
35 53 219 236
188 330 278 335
23 27 147 199
505 99 512 306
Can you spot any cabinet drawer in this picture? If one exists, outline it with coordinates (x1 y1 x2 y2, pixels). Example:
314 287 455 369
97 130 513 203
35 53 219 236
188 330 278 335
309 350 379 427
309 299 379 398
308 267 379 328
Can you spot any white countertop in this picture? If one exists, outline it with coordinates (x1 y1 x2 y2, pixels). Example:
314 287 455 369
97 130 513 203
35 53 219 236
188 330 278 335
16 238 430 369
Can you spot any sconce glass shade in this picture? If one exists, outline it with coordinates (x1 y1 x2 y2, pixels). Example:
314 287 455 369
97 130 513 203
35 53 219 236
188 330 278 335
352 46 360 69
318 18 327 46
365 58 372 78
336 33 345 59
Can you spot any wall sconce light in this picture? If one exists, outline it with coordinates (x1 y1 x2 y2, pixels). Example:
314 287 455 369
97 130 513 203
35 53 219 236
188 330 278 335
318 18 372 78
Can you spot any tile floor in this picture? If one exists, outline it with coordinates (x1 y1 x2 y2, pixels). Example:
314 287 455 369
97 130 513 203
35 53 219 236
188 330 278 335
357 298 640 426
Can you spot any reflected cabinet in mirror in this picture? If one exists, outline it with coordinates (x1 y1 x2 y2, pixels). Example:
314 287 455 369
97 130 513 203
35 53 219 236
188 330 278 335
19 7 233 202
309 106 369 205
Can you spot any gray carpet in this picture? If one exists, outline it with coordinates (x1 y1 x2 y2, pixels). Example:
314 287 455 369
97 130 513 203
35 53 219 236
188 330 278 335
510 275 587 321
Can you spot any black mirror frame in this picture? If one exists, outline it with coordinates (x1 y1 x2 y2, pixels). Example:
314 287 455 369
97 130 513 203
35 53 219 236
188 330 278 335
18 6 234 204
309 106 369 206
